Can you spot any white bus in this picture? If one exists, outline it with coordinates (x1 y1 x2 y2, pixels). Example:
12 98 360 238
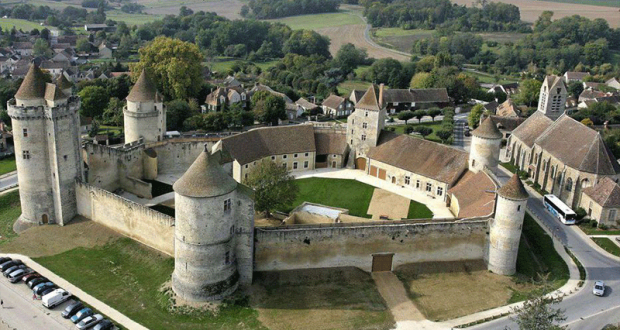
543 194 576 225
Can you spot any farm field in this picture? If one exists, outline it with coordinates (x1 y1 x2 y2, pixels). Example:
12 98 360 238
141 0 245 20
0 18 52 32
451 0 620 28
338 80 371 96
268 7 362 30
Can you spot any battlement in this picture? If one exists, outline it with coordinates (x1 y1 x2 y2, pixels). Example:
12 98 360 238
7 97 80 120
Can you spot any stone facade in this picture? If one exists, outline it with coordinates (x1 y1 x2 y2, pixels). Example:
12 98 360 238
579 193 620 227
233 152 316 182
123 70 166 144
347 85 387 157
537 75 568 121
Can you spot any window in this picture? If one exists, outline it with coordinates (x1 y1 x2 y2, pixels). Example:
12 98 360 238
245 164 248 169
224 198 232 213
305 153 309 157
23 128 27 137
304 161 309 168
282 163 287 169
437 186 443 196
557 87 561 94
352 119 355 124
566 178 573 192
283 155 287 159
253 161 256 165
225 251 230 264
63 155 67 161
22 150 30 159
271 156 275 160
610 209 616 221
405 176 410 185
426 183 432 192
361 135 366 141
351 129 354 134
363 123 368 129
332 154 337 158
416 180 420 189
365 111 369 117
472 159 476 167
293 162 298 169
517 205 521 212
244 173 248 180
230 226 235 235
350 139 353 145
294 153 298 158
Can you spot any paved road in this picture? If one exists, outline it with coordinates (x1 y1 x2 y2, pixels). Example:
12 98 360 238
0 172 17 192
470 171 620 330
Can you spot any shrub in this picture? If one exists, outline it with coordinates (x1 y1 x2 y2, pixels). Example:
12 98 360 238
591 220 598 228
599 224 608 230
575 207 587 220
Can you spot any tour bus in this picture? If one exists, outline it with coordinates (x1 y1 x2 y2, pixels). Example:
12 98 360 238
543 194 576 225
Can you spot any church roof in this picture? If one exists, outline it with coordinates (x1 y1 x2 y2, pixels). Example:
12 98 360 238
498 173 528 200
127 69 160 102
356 84 382 111
173 149 238 198
582 177 620 208
15 64 47 100
510 111 554 147
473 117 503 139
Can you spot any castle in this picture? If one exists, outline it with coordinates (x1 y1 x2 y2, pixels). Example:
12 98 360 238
9 64 533 301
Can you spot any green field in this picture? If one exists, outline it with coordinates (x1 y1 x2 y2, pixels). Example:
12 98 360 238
462 69 519 85
407 200 433 219
0 18 52 32
0 190 20 244
268 7 363 30
0 157 16 176
338 79 371 96
592 237 620 257
106 10 163 26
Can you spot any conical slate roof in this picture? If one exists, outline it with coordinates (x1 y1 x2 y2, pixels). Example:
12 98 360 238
126 69 159 102
15 64 47 100
356 84 381 111
56 73 73 90
473 117 503 139
498 173 528 200
173 148 238 198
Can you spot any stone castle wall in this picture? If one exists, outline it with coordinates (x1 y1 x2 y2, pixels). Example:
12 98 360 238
147 139 219 174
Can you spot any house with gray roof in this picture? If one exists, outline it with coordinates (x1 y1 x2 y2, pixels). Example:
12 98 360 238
322 94 353 117
580 177 620 227
382 88 450 114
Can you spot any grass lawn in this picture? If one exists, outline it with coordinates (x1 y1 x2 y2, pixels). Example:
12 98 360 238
578 223 620 235
268 8 363 30
282 178 375 218
461 70 519 85
0 18 52 32
99 125 123 136
0 190 20 244
0 157 16 175
207 59 278 75
35 238 266 330
370 28 433 53
106 11 163 26
407 201 433 219
390 121 444 142
592 237 620 257
500 162 518 174
338 79 371 96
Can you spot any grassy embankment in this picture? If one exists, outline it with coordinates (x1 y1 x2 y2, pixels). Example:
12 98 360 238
0 157 16 176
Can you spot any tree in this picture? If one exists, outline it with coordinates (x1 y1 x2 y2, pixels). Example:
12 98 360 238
427 108 442 121
514 79 542 107
78 86 108 118
282 30 331 58
436 129 453 143
102 97 123 126
76 38 93 53
413 109 426 123
413 126 432 139
397 110 415 124
410 72 434 88
244 160 299 217
468 104 485 128
88 119 100 138
33 38 52 57
567 81 584 99
252 91 286 126
581 118 594 126
367 58 413 88
166 99 194 131
131 36 205 100
332 43 369 75
507 275 567 330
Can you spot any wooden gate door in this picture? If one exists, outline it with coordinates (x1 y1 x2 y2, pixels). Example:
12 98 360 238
370 166 378 177
372 254 394 272
356 157 366 170
42 214 48 224
378 169 387 180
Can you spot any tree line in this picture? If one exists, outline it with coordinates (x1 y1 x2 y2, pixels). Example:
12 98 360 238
241 0 341 19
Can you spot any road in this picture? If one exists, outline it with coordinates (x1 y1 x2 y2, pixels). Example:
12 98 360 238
470 170 620 330
0 172 17 192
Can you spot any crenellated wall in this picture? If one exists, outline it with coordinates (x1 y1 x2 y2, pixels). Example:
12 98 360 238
147 139 219 174
83 143 147 196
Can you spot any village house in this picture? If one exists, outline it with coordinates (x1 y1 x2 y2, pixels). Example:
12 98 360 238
204 86 248 112
579 177 620 228
12 42 33 56
295 97 319 114
494 98 520 117
382 88 450 114
564 71 590 83
488 83 519 96
607 78 620 90
322 94 353 117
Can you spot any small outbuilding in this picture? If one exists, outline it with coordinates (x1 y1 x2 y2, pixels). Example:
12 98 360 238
580 177 620 228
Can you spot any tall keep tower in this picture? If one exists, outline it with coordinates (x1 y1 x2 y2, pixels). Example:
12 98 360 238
469 117 503 173
124 70 166 144
487 174 529 275
172 147 254 301
537 75 568 121
347 84 387 158
7 65 84 227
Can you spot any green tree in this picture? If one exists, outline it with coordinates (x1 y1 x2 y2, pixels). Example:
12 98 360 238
131 36 205 100
332 43 368 75
508 275 567 330
33 38 52 57
166 99 194 131
252 91 286 126
413 126 432 139
468 104 485 128
88 119 100 138
427 108 442 121
584 38 609 66
436 129 453 143
413 109 426 123
567 81 584 99
76 38 93 53
78 86 108 118
244 160 299 217
410 72 434 88
282 30 331 58
514 79 542 107
102 97 123 126
397 110 415 124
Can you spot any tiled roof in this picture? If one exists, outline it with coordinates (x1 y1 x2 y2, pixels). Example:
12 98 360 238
367 134 468 185
322 94 345 110
315 132 347 155
295 98 318 110
473 117 503 139
173 149 238 198
448 170 496 218
383 89 415 103
15 64 47 100
565 71 589 80
510 111 554 147
56 73 73 89
220 125 316 165
350 90 365 104
126 69 160 102
488 115 526 131
44 83 66 101
356 84 381 111
495 99 519 117
410 88 450 103
498 173 528 200
582 177 620 207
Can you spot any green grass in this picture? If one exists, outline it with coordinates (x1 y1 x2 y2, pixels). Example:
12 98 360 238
338 79 371 96
462 70 518 85
538 0 620 7
282 178 376 218
390 121 444 142
373 28 434 38
99 125 123 136
268 8 363 30
106 10 163 26
407 201 433 219
0 190 20 244
0 157 16 175
592 237 620 257
510 213 569 302
207 59 278 75
500 162 518 174
578 223 620 235
0 18 52 32
35 238 266 330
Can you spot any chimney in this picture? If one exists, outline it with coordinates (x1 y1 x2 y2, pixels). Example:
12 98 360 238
378 83 384 108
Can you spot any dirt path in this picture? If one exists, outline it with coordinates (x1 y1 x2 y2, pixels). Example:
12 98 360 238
367 188 410 220
372 272 425 322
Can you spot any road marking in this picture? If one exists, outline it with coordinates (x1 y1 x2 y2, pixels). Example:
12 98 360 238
562 301 620 326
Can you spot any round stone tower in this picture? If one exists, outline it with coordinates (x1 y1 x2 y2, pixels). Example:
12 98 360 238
8 64 83 229
487 173 529 275
172 146 240 301
124 70 165 144
469 116 502 173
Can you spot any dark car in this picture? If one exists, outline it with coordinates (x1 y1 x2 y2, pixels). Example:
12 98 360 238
22 273 40 283
70 308 93 324
28 277 48 288
0 259 22 272
92 319 113 330
0 257 12 265
61 301 84 319
40 286 57 297
3 264 26 277
33 282 56 295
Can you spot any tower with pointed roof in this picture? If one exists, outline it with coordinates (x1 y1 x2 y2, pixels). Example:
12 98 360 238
346 84 387 159
7 64 84 228
537 75 568 121
172 146 254 301
124 70 166 144
487 173 529 275
469 117 503 173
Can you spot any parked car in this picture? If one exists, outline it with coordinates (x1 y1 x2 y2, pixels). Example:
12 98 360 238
0 257 12 265
0 259 21 272
92 319 113 330
40 286 57 297
71 308 93 324
33 282 55 295
593 281 606 296
8 268 31 283
3 264 26 277
61 301 83 319
42 289 72 308
28 277 48 288
76 314 103 329
22 273 40 283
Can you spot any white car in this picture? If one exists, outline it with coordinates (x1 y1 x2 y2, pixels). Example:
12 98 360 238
593 281 605 296
42 289 72 308
77 314 103 329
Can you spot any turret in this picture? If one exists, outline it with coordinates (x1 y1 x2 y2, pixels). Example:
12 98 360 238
124 70 166 144
172 146 254 301
487 173 529 275
469 117 502 173
8 64 83 229
346 84 387 159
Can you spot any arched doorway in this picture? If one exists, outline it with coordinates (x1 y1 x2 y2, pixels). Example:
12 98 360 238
41 214 48 224
355 157 366 171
